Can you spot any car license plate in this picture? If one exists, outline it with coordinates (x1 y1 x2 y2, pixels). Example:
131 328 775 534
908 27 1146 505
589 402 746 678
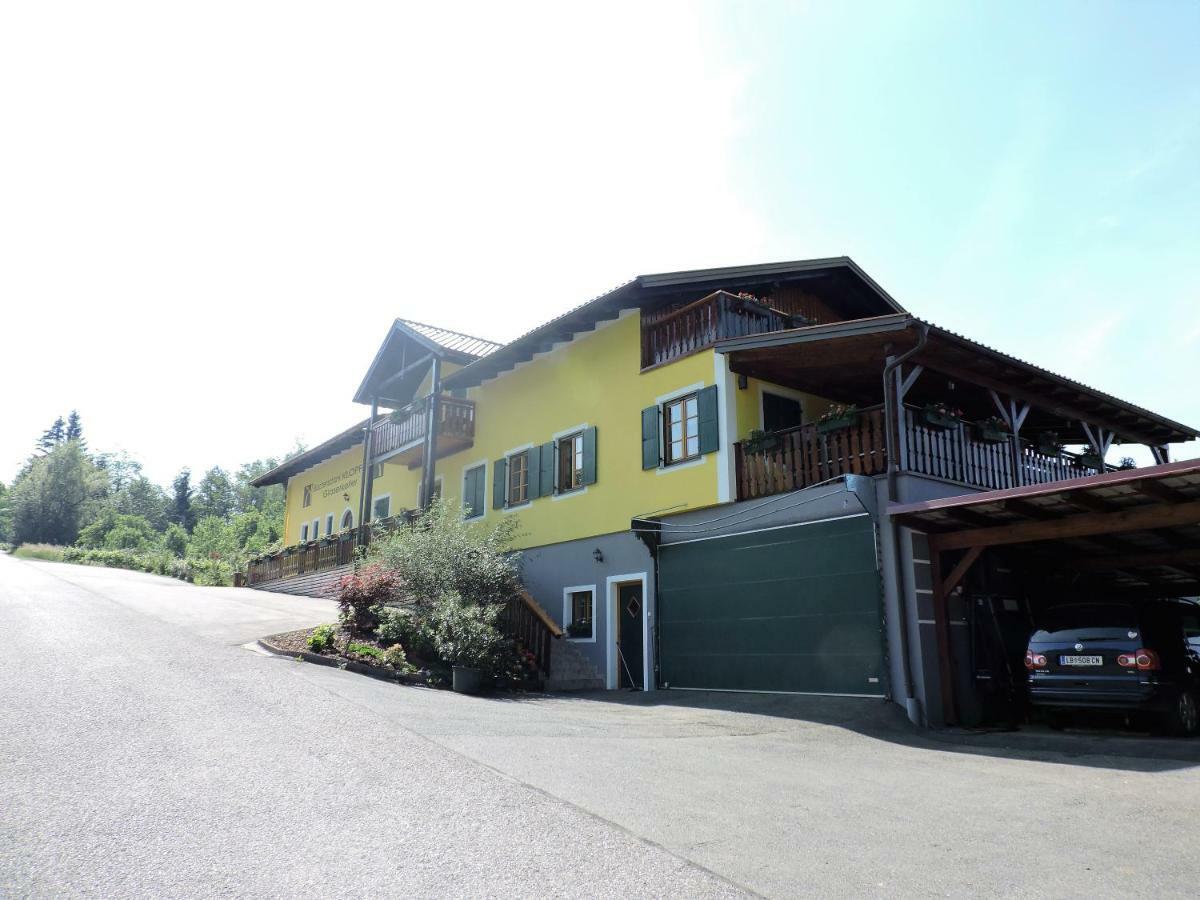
1060 655 1103 666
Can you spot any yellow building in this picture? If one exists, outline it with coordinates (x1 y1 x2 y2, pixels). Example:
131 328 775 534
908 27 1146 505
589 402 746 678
250 258 1198 721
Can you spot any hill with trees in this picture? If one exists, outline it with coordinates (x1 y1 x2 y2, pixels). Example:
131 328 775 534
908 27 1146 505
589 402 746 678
0 411 301 585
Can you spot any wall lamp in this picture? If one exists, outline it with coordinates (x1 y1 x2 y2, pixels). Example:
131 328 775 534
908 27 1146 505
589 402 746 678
592 548 604 563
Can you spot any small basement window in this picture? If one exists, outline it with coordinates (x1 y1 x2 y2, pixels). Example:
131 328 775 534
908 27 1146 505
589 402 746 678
565 587 595 640
372 494 391 520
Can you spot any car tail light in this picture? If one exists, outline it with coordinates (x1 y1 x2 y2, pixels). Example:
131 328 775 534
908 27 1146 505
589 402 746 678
1135 649 1161 671
1024 650 1048 669
1117 653 1138 668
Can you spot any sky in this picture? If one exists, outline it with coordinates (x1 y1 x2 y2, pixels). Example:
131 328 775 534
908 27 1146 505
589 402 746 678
2 1 1198 485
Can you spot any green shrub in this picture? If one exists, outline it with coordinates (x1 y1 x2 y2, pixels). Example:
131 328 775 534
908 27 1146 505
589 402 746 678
162 523 189 558
373 605 434 656
347 642 385 661
307 624 338 652
12 543 68 562
371 498 522 607
383 644 415 673
190 557 234 586
426 594 514 676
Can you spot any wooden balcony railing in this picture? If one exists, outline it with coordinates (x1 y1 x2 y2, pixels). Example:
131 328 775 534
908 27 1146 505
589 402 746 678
371 395 476 461
244 514 415 586
734 405 1104 501
641 290 793 369
734 407 888 500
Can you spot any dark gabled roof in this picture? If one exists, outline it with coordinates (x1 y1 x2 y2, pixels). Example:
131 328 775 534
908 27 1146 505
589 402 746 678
249 419 367 487
353 319 501 406
444 257 902 389
716 314 1200 446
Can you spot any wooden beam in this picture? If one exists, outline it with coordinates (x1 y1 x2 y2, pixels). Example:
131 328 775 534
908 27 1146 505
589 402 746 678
1132 478 1187 504
929 550 957 726
925 357 1172 446
943 546 983 595
928 499 1200 552
1067 547 1200 572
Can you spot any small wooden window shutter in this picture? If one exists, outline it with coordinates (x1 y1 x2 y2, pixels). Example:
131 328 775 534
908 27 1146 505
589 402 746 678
697 384 720 454
539 441 555 495
641 406 660 469
492 458 506 509
526 446 541 500
581 426 597 485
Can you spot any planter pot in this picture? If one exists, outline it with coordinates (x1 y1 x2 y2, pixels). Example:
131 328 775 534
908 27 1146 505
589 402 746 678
1037 442 1062 457
452 665 484 694
974 424 1009 444
920 409 959 430
817 415 858 435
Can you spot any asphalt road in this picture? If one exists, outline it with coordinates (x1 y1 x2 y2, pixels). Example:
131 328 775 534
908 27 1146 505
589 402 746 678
3 555 1200 899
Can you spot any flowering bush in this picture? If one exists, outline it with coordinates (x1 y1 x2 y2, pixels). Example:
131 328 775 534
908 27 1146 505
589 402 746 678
924 401 963 419
426 594 514 676
335 563 400 635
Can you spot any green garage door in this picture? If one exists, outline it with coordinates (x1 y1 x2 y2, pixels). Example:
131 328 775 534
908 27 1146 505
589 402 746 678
657 515 885 696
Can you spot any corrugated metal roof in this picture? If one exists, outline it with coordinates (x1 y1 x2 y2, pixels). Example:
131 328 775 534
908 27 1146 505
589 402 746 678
396 319 502 359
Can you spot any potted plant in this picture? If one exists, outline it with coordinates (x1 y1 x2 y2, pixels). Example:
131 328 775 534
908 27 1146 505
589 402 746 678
920 401 963 431
816 403 860 434
1079 450 1104 470
1036 431 1063 456
743 428 779 454
974 416 1010 443
429 597 510 694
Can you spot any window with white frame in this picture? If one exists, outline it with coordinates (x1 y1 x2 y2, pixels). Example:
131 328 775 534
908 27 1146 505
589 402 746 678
556 431 585 493
325 513 334 536
663 392 700 464
463 464 486 519
372 494 391 520
340 509 354 531
507 451 530 505
564 586 595 640
311 519 320 539
300 523 309 542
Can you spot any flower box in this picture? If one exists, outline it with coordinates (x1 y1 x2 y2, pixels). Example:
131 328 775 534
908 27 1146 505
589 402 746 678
566 620 592 639
974 423 1009 444
1079 452 1104 470
817 414 858 434
920 409 960 431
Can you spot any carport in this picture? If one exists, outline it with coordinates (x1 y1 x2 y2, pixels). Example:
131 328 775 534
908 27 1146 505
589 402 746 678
890 459 1200 725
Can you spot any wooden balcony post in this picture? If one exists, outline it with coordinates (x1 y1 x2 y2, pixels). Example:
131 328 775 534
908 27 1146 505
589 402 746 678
420 356 442 509
358 395 378 545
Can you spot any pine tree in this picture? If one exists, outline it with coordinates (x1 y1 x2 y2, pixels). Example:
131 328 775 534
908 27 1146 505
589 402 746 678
169 468 196 533
37 417 66 454
65 410 85 449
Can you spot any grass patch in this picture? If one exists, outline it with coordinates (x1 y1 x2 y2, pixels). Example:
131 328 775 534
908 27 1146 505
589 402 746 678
11 543 69 562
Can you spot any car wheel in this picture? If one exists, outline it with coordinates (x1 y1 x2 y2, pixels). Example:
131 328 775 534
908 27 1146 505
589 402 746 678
1165 691 1200 737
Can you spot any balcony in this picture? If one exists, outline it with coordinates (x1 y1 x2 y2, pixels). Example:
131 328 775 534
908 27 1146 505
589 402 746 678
641 290 796 369
733 405 1104 502
371 395 475 467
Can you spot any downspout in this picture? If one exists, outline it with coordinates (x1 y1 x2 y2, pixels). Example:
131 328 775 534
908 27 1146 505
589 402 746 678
882 322 929 721
357 396 379 545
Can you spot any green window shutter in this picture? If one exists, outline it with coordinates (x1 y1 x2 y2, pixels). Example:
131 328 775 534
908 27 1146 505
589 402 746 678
539 441 555 496
526 446 541 500
581 426 598 485
492 458 507 509
641 406 660 470
697 384 720 454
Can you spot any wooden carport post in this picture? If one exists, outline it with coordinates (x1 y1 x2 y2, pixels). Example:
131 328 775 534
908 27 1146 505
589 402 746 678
926 539 985 726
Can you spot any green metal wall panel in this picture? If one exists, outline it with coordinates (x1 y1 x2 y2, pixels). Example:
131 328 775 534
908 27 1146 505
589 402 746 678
657 515 885 696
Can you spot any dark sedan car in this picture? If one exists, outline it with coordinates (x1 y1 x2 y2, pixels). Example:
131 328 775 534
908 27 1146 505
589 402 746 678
1025 599 1200 736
